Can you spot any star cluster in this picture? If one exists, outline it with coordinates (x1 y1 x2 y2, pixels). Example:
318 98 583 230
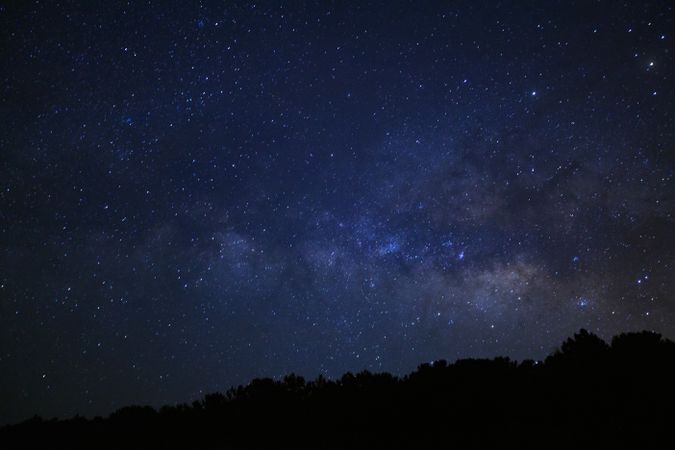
0 0 673 423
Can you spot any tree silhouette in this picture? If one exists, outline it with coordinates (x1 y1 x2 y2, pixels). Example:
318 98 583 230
545 328 610 366
1 329 674 450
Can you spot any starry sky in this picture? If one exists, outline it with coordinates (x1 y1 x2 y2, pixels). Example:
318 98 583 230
0 0 673 424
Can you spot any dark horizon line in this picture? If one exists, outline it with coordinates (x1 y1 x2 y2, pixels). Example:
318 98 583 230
4 327 672 428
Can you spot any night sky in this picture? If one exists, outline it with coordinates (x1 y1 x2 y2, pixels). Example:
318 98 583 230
1 0 673 424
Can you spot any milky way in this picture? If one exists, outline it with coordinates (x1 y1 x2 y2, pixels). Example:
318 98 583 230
0 0 673 424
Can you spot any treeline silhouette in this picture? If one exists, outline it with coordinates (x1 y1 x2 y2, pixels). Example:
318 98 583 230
2 329 674 449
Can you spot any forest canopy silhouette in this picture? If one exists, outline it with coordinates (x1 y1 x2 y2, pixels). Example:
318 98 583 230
2 329 674 449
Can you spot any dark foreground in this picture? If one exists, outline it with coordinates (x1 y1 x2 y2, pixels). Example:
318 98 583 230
2 329 674 449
